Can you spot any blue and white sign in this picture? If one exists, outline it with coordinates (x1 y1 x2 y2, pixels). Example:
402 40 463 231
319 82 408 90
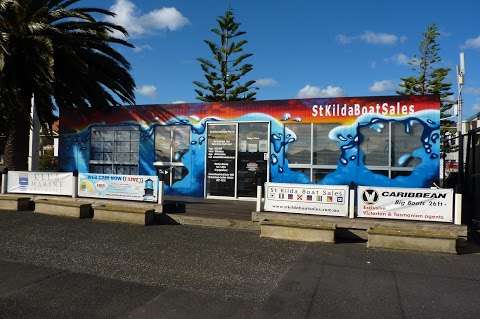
78 173 158 202
7 171 73 196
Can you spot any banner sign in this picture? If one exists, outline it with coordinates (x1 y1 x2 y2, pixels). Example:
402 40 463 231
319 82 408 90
7 171 73 196
357 186 454 222
264 182 349 217
78 173 158 202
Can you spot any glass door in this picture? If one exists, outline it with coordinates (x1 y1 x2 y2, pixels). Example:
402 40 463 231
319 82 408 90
205 123 237 197
154 125 190 186
237 123 269 197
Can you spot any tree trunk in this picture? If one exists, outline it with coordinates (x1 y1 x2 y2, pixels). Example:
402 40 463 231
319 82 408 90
4 104 30 171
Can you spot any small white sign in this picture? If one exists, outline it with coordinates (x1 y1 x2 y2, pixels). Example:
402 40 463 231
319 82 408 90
357 186 454 223
7 171 73 196
264 182 349 217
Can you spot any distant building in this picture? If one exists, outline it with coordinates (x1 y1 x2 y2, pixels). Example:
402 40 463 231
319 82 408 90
0 121 59 170
463 112 480 132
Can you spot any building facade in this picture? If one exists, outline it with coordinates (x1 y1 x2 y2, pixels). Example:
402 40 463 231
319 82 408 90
59 95 440 199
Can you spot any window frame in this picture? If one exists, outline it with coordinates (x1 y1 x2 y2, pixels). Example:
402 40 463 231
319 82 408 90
89 125 140 175
283 122 421 182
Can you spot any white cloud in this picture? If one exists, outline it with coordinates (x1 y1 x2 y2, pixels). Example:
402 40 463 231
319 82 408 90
256 78 278 87
336 31 406 46
297 85 345 98
136 85 157 98
336 34 354 45
369 80 395 93
106 0 189 38
172 100 187 104
360 31 404 45
385 53 410 65
132 44 152 53
465 87 480 95
462 35 480 49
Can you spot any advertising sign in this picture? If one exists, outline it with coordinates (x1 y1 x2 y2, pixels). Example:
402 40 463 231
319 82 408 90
357 186 453 222
7 171 73 196
78 173 158 202
264 182 349 217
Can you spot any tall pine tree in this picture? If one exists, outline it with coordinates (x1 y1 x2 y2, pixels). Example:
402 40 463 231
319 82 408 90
397 24 454 151
193 9 256 102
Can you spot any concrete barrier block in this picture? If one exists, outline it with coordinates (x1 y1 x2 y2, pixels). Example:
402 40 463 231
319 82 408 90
367 226 458 254
0 195 32 211
93 204 155 226
34 199 92 219
260 219 336 243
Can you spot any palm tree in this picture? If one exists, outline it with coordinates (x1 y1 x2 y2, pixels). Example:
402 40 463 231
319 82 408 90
0 0 135 170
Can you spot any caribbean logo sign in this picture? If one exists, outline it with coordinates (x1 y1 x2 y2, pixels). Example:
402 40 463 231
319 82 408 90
362 189 379 204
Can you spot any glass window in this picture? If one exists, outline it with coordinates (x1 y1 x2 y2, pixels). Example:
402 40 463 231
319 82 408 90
312 169 334 183
89 125 140 173
391 121 423 167
155 126 171 162
172 126 190 162
391 170 413 178
116 141 130 153
313 124 340 165
359 124 389 166
155 125 190 163
290 167 311 181
285 124 311 164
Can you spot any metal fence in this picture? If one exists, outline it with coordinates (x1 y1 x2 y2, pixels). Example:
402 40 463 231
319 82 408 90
442 128 480 225
465 128 480 225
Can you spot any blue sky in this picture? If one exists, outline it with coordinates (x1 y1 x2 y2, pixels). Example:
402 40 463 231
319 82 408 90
85 0 480 117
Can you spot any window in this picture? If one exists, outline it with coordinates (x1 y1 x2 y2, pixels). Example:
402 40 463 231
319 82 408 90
391 121 422 168
154 125 190 163
154 125 190 186
90 126 139 175
285 124 311 164
284 123 339 183
359 124 389 166
313 124 340 165
282 121 425 182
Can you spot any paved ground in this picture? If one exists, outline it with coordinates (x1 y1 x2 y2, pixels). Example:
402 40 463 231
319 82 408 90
1 211 480 318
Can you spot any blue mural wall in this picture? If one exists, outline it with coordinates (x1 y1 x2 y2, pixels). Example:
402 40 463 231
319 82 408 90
59 95 441 197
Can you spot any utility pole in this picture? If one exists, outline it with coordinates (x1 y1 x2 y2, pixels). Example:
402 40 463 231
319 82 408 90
456 52 465 138
454 52 465 225
28 95 40 171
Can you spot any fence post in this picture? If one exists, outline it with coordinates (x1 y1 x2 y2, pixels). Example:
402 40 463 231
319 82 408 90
348 183 355 219
454 184 462 225
72 170 78 199
1 168 7 194
256 176 263 212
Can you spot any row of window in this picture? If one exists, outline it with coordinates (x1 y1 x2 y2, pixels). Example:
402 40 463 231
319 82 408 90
284 122 422 167
88 121 424 179
284 122 423 181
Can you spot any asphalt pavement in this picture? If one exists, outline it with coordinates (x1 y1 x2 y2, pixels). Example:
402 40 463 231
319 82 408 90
1 211 480 318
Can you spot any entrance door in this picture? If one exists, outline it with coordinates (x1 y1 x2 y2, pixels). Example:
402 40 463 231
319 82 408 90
237 123 269 197
205 122 269 199
205 123 237 197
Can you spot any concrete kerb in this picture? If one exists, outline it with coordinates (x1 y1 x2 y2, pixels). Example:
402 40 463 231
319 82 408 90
34 198 93 219
0 194 32 211
260 218 337 243
367 225 459 254
92 203 156 226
